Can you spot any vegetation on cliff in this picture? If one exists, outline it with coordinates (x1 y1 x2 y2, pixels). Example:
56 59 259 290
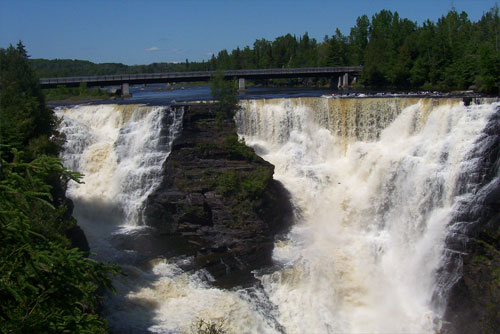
0 43 118 333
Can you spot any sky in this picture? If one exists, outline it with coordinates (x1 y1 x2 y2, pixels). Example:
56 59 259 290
0 0 498 65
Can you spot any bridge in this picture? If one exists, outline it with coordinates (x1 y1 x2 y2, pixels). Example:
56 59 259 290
39 66 363 96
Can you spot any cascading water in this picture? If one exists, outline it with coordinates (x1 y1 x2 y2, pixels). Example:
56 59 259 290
56 98 498 333
57 104 183 259
57 104 279 333
236 97 499 333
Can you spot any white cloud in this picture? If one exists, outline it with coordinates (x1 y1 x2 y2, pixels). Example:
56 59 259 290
145 46 161 51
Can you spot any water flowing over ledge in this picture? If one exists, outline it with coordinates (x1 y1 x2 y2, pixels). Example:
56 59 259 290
237 97 499 333
56 98 499 333
56 104 183 257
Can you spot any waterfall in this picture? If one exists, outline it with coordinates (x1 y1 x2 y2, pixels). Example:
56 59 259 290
55 98 498 333
57 104 183 258
57 103 280 333
237 97 498 333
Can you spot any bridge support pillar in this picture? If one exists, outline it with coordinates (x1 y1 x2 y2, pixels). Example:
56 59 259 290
342 73 349 89
121 82 130 97
238 78 246 93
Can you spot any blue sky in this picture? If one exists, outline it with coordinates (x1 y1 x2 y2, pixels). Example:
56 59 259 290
0 0 498 65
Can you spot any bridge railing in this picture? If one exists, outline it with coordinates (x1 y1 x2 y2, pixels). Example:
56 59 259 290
39 66 363 86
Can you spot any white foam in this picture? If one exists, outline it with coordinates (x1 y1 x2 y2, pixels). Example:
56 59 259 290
237 98 497 333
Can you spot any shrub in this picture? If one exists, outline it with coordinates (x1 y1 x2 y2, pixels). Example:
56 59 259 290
216 167 272 201
192 318 227 334
224 135 256 162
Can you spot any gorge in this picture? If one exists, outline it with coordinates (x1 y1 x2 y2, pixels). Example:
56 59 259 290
56 96 499 333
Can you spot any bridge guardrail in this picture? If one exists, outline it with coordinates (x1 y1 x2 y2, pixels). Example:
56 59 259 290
39 66 363 87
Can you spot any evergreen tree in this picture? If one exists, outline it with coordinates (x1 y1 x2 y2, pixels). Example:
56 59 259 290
210 71 238 118
327 29 348 66
0 42 118 333
0 42 59 159
348 15 370 65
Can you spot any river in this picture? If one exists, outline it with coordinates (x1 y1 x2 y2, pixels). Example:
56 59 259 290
55 88 499 333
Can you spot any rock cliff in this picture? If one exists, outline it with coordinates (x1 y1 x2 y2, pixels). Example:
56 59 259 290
444 107 500 334
144 103 293 287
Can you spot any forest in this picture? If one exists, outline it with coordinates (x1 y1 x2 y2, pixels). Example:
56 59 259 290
30 7 500 93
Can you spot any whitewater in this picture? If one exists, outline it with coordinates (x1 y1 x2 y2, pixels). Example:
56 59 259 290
56 98 499 333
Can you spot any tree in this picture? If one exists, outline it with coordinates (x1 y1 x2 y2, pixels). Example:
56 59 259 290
210 71 238 118
363 10 417 86
0 42 119 333
253 38 272 68
476 43 500 93
327 29 348 66
348 15 370 65
0 42 60 159
0 151 119 333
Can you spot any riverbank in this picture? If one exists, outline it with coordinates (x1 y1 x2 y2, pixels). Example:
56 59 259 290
43 83 114 104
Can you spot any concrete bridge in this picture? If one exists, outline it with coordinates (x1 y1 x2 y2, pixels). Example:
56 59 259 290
39 66 363 96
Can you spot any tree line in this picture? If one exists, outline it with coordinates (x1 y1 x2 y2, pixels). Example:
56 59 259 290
29 6 499 93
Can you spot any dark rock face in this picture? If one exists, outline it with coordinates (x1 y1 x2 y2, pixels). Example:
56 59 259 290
144 104 293 287
65 224 90 253
49 166 91 253
443 106 500 334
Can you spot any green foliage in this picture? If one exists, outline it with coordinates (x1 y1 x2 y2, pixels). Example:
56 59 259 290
1 150 79 240
191 318 227 334
0 42 60 158
43 83 111 102
327 29 348 66
476 43 500 93
216 171 239 195
224 135 256 162
210 71 238 118
184 205 206 219
196 142 219 156
361 6 499 92
0 43 119 333
0 150 120 333
217 167 272 201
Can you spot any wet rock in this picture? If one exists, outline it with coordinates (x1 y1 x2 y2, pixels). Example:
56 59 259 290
144 103 294 287
65 224 90 253
443 107 500 334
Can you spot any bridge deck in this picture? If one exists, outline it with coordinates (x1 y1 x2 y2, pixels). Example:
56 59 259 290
39 66 363 88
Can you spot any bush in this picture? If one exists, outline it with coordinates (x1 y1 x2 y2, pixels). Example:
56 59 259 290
224 135 256 162
191 318 227 334
217 167 272 201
